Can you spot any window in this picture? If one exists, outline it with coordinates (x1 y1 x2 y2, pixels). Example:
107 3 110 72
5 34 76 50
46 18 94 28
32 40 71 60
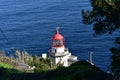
53 40 63 47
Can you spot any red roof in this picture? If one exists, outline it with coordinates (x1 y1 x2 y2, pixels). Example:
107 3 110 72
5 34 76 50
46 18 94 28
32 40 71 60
52 30 64 40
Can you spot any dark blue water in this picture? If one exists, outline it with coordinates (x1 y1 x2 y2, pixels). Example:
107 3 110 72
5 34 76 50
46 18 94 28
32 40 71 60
0 0 119 71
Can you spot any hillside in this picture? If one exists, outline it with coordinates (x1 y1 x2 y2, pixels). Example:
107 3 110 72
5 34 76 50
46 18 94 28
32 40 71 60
9 60 113 80
0 62 22 80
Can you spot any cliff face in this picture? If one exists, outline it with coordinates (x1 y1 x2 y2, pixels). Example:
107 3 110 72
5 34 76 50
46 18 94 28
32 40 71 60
0 60 113 80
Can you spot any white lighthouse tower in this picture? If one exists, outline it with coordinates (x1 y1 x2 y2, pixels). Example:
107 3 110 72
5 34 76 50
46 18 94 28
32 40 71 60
48 28 77 66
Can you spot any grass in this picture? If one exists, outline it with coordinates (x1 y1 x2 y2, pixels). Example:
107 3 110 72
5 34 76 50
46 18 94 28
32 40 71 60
0 62 23 80
0 62 13 69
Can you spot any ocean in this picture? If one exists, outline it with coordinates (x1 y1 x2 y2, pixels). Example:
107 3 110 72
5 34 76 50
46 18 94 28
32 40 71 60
0 0 119 71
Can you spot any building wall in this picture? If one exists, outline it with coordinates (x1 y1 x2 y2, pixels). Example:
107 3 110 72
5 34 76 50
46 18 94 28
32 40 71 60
55 54 69 66
49 47 76 67
52 46 65 53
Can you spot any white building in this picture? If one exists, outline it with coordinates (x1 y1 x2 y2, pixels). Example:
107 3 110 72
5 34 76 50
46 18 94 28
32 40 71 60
48 29 78 66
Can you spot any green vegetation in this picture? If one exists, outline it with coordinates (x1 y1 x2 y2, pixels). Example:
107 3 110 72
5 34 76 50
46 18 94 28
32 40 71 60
44 60 112 80
1 50 58 73
0 57 18 67
0 62 13 69
8 60 112 80
0 62 22 80
27 55 58 72
82 0 120 34
0 60 113 80
14 50 59 72
45 61 95 80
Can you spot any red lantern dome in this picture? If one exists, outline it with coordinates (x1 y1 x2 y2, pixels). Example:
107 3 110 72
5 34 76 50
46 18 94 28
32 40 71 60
52 30 64 40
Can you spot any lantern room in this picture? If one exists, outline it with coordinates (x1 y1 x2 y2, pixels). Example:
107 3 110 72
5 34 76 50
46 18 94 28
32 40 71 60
52 29 64 48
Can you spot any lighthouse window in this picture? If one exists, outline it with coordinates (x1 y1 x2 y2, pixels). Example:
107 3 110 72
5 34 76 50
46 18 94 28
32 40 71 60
53 40 63 46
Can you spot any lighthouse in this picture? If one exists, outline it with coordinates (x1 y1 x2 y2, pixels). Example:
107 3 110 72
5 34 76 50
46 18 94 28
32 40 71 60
48 28 78 66
51 28 65 53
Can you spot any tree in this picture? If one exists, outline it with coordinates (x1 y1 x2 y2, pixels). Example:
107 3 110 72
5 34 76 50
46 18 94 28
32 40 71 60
82 0 120 79
82 0 120 34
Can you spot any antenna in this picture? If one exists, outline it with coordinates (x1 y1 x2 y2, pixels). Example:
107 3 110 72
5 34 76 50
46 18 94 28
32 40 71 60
89 52 93 64
56 27 59 31
56 27 60 34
